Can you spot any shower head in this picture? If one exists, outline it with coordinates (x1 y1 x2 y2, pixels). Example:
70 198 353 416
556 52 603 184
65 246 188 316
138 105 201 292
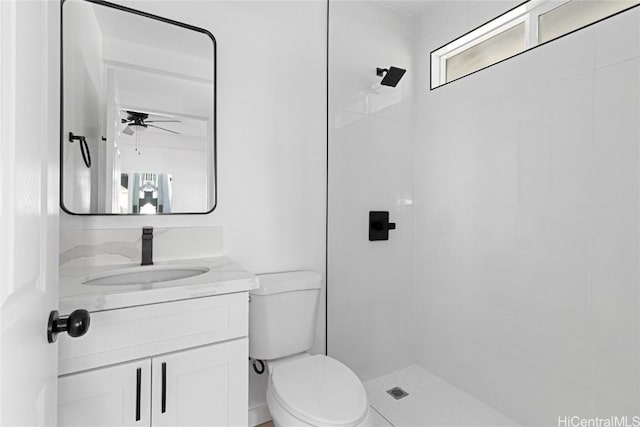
376 66 406 87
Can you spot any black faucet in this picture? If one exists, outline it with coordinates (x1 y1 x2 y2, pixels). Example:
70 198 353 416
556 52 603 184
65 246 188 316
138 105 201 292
141 227 153 266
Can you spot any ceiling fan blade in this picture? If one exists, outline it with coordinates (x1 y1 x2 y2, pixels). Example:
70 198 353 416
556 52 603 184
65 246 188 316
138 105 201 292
148 124 180 135
145 120 181 123
122 125 134 136
136 110 175 118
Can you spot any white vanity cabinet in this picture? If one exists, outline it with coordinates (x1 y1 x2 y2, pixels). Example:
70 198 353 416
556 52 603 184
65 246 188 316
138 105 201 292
152 339 247 427
57 291 250 427
59 339 247 427
59 358 152 427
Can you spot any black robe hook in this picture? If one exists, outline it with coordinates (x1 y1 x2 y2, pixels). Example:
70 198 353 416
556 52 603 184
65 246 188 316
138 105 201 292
69 132 91 168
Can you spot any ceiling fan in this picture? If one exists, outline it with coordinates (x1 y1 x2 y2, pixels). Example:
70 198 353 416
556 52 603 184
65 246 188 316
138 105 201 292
121 110 181 136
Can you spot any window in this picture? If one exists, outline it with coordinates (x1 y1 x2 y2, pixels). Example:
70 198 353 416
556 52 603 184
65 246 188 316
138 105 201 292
539 1 636 42
431 0 640 89
445 22 526 83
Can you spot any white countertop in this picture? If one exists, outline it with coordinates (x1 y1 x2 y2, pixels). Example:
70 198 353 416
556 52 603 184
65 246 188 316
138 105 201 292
59 256 258 313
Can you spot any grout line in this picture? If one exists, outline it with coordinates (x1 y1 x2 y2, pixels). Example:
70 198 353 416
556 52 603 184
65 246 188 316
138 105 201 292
370 404 395 427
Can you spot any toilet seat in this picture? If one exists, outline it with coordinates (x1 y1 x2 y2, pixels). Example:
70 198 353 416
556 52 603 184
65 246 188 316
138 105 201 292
269 355 369 426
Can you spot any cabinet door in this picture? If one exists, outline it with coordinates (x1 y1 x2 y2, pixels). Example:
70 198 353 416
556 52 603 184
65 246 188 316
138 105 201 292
58 359 151 427
152 338 248 427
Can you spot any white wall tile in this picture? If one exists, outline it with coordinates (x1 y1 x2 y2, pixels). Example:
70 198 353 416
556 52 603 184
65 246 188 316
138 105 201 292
465 324 594 425
417 1 468 40
593 390 640 418
413 295 468 387
591 208 640 349
467 1 521 29
518 120 552 206
593 59 640 207
593 338 640 410
412 2 640 425
328 1 415 380
595 7 640 69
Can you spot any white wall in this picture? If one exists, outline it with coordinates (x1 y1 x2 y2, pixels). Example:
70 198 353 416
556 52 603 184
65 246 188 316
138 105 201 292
327 1 415 380
60 0 328 354
413 3 640 425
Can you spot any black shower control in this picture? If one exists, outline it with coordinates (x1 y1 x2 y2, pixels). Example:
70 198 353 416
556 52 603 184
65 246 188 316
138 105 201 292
369 211 396 241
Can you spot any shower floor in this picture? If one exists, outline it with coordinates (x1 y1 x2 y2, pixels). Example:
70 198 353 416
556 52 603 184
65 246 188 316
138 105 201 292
365 365 521 427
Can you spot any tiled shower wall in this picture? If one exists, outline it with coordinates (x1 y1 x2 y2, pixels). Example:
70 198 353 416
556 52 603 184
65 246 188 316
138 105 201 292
413 3 640 425
329 1 640 425
327 1 416 380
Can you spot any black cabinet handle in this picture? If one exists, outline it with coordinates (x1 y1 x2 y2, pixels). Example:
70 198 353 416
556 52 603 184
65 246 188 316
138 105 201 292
161 362 167 413
47 309 91 343
135 368 141 421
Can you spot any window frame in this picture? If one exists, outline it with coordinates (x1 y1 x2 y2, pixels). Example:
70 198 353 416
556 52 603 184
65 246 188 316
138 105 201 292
437 16 528 84
430 0 637 89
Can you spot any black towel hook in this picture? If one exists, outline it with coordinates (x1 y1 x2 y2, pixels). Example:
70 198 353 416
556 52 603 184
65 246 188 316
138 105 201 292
69 132 92 168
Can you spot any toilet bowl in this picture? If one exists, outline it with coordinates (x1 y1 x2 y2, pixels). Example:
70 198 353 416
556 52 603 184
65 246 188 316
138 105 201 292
266 354 373 427
249 272 373 427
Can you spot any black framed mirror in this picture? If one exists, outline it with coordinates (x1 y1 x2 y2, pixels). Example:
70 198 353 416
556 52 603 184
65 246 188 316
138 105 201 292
61 0 216 215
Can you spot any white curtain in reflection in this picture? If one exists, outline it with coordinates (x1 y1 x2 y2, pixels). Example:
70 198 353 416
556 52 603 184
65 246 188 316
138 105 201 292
158 174 171 213
128 172 171 213
129 173 141 213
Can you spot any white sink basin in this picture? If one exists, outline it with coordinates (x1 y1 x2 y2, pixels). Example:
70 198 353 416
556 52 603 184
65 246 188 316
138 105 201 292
82 265 210 286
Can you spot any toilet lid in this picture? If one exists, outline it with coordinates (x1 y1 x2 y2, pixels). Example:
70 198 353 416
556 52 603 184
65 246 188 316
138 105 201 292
270 355 368 426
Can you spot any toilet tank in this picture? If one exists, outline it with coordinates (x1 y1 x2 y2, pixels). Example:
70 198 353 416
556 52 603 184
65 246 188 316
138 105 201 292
249 271 321 361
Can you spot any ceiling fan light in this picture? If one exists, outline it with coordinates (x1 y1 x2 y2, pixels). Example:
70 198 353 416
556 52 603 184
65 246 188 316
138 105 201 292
130 123 147 133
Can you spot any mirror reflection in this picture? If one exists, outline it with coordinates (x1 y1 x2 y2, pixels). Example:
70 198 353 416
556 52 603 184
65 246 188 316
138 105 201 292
61 0 216 215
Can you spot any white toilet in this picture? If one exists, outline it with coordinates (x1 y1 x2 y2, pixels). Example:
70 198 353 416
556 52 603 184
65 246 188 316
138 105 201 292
249 271 373 427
